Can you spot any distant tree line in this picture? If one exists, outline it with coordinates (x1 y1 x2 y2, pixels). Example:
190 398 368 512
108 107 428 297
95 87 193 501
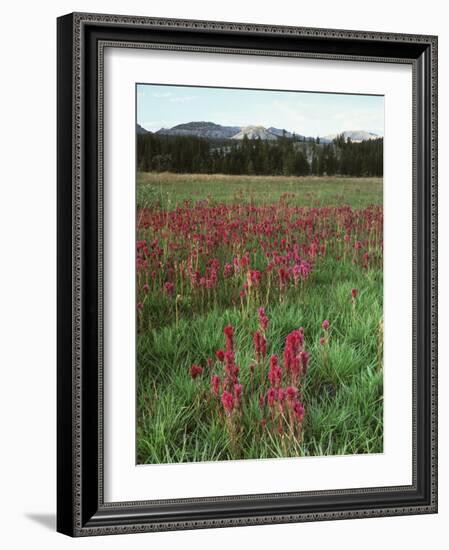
137 133 383 177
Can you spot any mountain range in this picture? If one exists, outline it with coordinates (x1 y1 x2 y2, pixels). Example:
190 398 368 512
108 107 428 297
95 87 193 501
156 121 240 139
322 130 380 143
139 121 380 143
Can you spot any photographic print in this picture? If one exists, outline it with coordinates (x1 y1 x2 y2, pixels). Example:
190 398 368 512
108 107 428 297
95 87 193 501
57 14 437 534
135 84 384 464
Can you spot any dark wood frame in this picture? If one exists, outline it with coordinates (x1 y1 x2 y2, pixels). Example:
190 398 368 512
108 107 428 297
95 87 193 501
57 12 438 537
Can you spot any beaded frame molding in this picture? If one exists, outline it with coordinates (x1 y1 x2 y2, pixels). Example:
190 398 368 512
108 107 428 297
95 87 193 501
57 12 438 537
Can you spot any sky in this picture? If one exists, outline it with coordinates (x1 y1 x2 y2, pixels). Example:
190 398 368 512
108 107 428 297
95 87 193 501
137 83 384 137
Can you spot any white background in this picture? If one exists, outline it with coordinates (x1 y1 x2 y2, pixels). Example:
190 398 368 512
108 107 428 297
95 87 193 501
104 49 412 501
0 1 446 549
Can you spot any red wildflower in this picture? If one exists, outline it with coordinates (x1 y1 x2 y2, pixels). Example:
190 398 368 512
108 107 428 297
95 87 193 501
190 364 203 379
164 281 175 296
286 386 298 401
240 255 249 268
278 388 286 406
211 375 221 396
253 330 267 362
234 383 243 406
221 390 234 414
363 252 370 268
267 387 277 407
247 269 262 287
215 349 225 362
258 307 269 332
284 329 304 384
322 319 330 331
292 401 305 422
224 325 234 354
268 354 282 388
299 350 309 375
223 263 234 278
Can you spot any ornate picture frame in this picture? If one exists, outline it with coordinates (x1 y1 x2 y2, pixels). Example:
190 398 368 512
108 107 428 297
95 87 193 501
57 12 437 536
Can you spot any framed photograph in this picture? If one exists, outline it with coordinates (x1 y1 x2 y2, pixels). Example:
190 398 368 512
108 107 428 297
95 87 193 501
57 12 438 536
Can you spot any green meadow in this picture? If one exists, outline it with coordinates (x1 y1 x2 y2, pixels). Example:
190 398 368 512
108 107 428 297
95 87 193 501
136 173 383 463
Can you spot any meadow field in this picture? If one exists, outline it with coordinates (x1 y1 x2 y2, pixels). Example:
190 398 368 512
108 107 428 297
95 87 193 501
136 172 383 464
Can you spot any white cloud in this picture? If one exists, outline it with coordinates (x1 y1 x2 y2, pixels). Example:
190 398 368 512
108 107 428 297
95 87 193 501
169 95 198 103
152 91 174 98
139 120 174 131
147 92 198 103
327 110 384 135
269 99 307 132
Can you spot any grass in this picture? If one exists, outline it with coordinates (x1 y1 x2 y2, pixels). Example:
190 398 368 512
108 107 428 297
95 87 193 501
136 172 383 464
137 172 383 209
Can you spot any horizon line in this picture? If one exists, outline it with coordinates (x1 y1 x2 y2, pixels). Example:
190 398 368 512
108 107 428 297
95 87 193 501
136 120 384 138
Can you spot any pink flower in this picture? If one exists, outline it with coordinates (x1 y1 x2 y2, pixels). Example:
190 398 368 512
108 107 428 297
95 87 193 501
322 319 330 331
278 388 286 406
292 401 305 422
234 383 243 405
190 364 203 379
270 354 279 368
223 263 234 278
224 325 234 338
286 386 298 401
351 288 358 299
211 375 221 396
363 252 370 268
240 255 249 268
258 307 269 331
299 350 309 374
215 349 225 362
253 330 267 361
222 341 239 389
278 267 289 286
221 390 234 414
251 269 262 286
268 355 283 388
143 283 150 294
224 325 234 354
164 281 175 296
267 387 277 407
283 329 304 383
319 336 326 346
293 260 312 282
